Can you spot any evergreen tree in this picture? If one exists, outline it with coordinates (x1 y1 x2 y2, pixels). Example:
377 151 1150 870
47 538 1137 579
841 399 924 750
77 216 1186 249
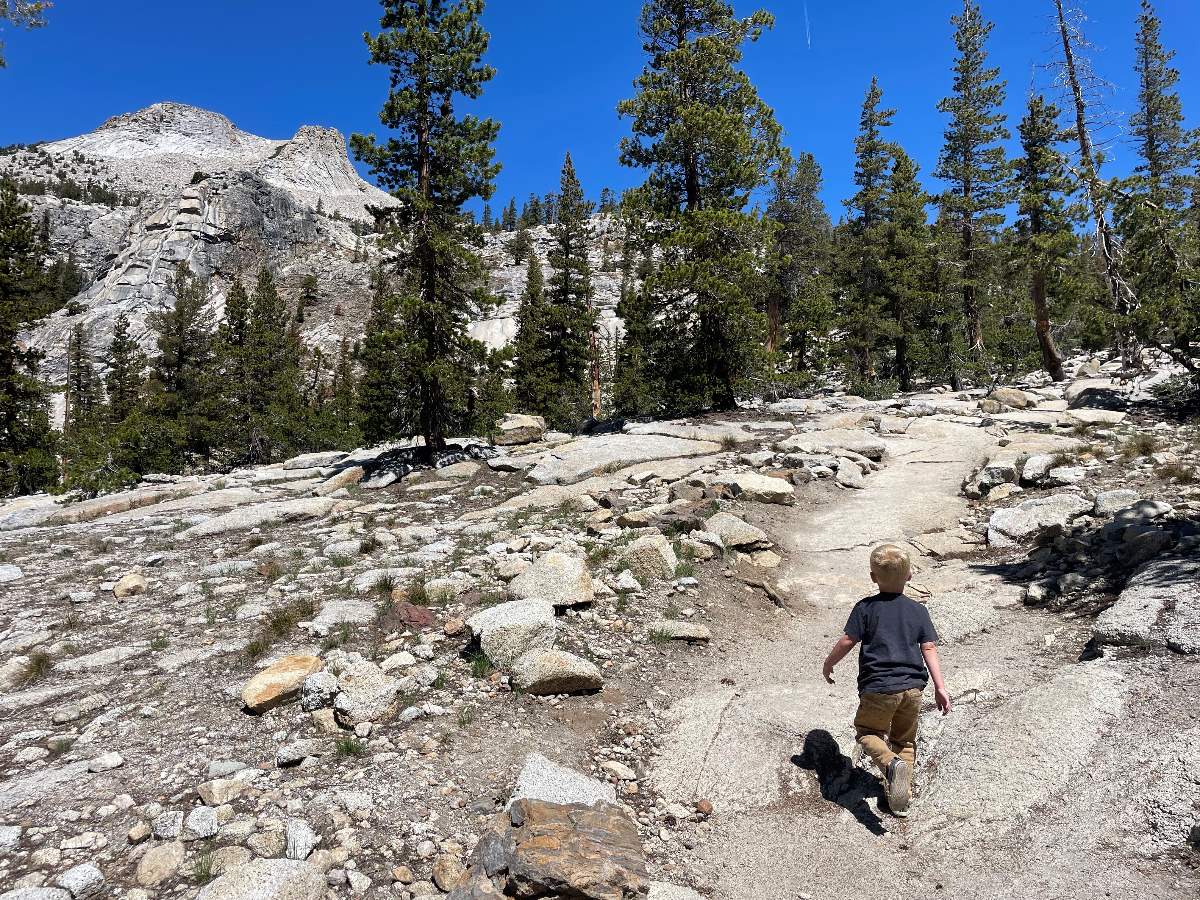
1115 0 1198 373
297 273 319 323
519 194 543 228
481 203 493 229
144 263 219 464
840 77 896 386
355 268 407 443
105 312 144 423
880 149 934 391
766 152 833 373
1014 94 1073 382
501 197 518 231
934 0 1012 379
63 322 103 434
598 187 617 214
351 0 503 455
612 253 658 416
0 180 57 495
534 152 596 427
617 0 781 412
506 225 534 265
510 253 550 413
237 267 304 463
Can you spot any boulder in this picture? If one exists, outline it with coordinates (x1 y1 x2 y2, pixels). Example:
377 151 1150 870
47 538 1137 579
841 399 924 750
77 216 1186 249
177 498 336 540
835 459 865 489
468 800 648 900
1094 556 1200 653
509 753 616 808
776 429 886 461
495 413 547 446
987 494 1091 549
511 650 603 695
112 573 147 598
706 471 795 505
241 655 324 713
988 387 1039 409
619 534 678 583
312 465 365 497
0 564 23 583
328 651 405 726
703 512 769 550
466 600 558 670
196 858 326 900
525 434 721 485
508 551 594 608
136 841 185 887
53 864 104 900
1093 490 1140 517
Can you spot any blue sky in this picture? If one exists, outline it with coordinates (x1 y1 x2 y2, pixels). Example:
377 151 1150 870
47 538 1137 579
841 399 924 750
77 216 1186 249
2 1 1198 218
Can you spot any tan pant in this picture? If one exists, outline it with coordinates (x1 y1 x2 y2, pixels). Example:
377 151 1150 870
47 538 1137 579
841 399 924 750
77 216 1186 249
854 688 922 774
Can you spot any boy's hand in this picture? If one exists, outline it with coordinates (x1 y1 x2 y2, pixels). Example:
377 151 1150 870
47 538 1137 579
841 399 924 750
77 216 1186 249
822 659 835 684
935 686 952 715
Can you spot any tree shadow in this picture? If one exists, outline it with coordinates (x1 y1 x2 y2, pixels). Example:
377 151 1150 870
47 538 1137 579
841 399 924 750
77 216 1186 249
791 728 888 836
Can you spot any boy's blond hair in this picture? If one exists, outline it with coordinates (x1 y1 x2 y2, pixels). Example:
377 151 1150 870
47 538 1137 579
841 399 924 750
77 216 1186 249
870 544 911 585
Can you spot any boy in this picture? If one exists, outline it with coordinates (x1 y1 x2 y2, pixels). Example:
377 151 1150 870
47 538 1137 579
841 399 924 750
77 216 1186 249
821 544 951 817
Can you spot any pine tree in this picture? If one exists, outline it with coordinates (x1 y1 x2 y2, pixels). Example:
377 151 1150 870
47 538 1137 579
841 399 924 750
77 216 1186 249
64 322 103 434
510 253 550 412
840 77 896 386
519 194 543 228
506 225 534 265
105 312 144 422
1014 94 1072 382
880 149 934 391
501 197 518 231
238 267 304 463
0 180 57 495
351 0 503 456
599 187 617 214
612 253 658 416
481 203 493 229
355 268 407 443
144 263 218 464
935 0 1012 379
766 152 833 373
617 0 781 412
536 151 596 427
1115 0 1198 373
297 273 319 323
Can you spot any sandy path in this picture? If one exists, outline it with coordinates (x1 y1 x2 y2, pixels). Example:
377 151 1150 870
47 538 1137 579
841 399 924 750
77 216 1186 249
647 417 1194 900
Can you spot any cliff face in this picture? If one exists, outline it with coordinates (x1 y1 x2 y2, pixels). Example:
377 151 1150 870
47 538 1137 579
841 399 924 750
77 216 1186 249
2 102 626 381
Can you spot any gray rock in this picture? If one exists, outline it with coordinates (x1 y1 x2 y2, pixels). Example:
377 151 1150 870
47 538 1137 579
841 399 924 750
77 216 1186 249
510 649 603 695
507 551 593 608
1112 499 1173 526
197 858 326 900
835 459 865 489
703 512 768 550
526 434 721 485
177 498 336 540
648 884 706 900
0 890 71 900
0 824 20 851
86 751 123 773
494 413 546 446
707 471 795 504
299 671 339 711
508 753 616 808
987 494 1091 548
466 599 558 670
152 810 184 839
0 564 23 583
619 534 678 584
1095 556 1200 653
1093 489 1140 517
305 599 375 636
285 819 319 860
777 428 887 461
183 807 219 840
328 652 405 726
52 867 104 900
58 646 140 673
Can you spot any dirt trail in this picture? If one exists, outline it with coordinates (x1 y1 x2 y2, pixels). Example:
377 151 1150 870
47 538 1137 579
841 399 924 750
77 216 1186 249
649 417 1195 900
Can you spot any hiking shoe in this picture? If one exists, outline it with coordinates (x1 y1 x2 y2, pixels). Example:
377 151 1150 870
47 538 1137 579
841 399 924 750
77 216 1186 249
886 758 912 816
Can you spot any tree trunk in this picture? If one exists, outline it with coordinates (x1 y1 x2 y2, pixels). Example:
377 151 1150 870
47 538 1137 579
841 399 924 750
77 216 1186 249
1031 269 1066 381
588 320 602 420
1054 0 1138 369
766 293 781 354
894 331 910 393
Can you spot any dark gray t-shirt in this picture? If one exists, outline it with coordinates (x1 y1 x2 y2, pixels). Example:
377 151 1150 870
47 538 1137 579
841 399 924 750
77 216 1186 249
844 592 938 695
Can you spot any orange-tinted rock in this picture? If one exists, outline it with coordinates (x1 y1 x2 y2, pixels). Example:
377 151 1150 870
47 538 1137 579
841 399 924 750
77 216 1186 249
241 654 323 713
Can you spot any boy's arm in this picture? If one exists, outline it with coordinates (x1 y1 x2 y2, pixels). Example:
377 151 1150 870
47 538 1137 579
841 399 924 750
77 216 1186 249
822 635 858 684
922 642 952 715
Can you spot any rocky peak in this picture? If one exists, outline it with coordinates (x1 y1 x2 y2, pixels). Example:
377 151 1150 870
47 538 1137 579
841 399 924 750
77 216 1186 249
51 101 280 163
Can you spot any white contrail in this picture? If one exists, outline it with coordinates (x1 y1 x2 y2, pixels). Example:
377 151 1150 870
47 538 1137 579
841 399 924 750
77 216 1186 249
804 1 812 49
